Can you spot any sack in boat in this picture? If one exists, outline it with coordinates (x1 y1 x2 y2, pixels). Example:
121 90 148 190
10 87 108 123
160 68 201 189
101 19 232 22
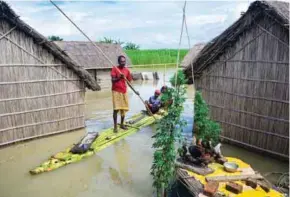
70 132 99 154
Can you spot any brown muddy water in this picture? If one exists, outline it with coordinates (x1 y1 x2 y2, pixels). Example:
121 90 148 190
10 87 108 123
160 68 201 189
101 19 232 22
0 68 288 197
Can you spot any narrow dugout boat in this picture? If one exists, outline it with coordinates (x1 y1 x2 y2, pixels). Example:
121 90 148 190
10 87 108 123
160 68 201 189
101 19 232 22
30 110 165 175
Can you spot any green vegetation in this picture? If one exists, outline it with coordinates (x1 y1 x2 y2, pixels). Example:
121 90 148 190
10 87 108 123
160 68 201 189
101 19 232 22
98 37 140 50
98 37 124 45
123 42 140 50
48 35 63 41
151 70 187 197
194 91 221 146
125 49 188 65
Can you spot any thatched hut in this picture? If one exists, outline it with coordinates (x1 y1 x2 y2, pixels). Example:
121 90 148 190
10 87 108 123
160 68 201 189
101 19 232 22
54 41 131 89
0 1 100 146
183 1 289 160
181 43 206 68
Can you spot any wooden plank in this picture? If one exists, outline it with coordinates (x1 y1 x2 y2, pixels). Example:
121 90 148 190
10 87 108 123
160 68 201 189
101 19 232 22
206 174 264 182
175 161 214 175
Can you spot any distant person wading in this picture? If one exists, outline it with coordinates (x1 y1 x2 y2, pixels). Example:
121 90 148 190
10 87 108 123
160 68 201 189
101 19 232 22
111 55 138 133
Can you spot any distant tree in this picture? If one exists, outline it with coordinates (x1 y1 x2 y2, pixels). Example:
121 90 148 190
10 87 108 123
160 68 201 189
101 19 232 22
48 35 63 41
99 37 125 46
99 37 114 43
123 42 140 50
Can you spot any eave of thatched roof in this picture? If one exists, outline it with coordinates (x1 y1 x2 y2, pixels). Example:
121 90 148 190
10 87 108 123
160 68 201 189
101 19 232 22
184 0 289 76
181 43 206 68
54 41 131 70
0 1 101 91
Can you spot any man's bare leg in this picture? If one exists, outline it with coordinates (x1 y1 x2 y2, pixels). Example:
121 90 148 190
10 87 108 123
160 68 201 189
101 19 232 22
113 110 118 132
120 111 128 130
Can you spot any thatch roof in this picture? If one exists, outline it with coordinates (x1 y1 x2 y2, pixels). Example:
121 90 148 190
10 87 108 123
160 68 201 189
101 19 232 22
181 43 206 68
184 0 289 77
54 41 132 69
0 1 100 91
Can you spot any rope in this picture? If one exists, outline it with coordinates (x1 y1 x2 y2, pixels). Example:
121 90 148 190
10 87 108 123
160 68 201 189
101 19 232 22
175 1 186 87
50 0 155 118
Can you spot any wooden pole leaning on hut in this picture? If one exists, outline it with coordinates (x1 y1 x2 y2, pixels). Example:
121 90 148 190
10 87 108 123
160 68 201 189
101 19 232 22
49 0 155 118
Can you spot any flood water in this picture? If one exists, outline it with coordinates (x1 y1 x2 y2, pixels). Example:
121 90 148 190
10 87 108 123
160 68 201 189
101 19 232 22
0 67 288 197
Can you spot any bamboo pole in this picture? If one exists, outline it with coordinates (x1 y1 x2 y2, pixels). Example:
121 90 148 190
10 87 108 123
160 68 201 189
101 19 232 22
209 104 289 123
0 115 84 133
201 87 289 104
256 23 289 48
197 17 275 75
0 126 84 147
0 26 16 40
215 59 289 65
0 79 79 85
217 120 289 139
207 75 289 84
0 90 83 102
220 136 289 159
206 174 264 182
0 29 81 88
0 103 84 117
0 64 63 67
50 0 155 117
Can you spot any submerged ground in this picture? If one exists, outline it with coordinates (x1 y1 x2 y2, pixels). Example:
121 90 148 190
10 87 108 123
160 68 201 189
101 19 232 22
0 68 288 197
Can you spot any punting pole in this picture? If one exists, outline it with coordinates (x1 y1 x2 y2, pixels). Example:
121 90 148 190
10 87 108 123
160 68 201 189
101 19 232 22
49 0 155 118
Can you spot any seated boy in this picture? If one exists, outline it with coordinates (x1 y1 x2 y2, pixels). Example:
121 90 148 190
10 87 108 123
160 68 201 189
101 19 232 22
145 90 161 114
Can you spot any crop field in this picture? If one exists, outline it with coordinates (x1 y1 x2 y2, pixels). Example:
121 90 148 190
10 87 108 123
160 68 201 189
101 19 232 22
125 49 188 65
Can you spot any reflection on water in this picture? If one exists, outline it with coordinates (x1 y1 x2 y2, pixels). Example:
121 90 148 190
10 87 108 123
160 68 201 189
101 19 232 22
0 67 288 197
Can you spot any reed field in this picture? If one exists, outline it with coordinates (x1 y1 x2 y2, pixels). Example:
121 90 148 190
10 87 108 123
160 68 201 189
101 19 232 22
125 49 188 65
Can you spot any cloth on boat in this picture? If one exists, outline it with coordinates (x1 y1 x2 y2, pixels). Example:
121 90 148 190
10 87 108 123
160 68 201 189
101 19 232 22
70 132 99 154
112 90 129 116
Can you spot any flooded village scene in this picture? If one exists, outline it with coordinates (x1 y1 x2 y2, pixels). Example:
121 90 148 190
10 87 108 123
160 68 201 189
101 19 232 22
0 0 289 197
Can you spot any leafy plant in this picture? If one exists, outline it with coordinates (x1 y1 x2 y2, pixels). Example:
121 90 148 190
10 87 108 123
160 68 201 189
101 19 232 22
123 42 140 50
48 35 63 41
170 70 188 87
194 91 221 146
151 71 187 197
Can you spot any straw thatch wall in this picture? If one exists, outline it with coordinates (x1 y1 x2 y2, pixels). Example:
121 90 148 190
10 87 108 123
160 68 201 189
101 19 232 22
0 1 100 146
184 1 289 160
54 41 132 89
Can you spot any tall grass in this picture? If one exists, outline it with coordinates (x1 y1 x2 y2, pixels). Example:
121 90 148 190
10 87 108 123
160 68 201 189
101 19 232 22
125 49 188 65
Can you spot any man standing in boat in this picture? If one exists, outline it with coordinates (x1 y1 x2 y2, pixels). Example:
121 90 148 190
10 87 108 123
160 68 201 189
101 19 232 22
111 55 135 133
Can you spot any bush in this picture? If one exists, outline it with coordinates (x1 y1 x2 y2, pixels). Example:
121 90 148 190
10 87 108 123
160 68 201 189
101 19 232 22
194 91 221 146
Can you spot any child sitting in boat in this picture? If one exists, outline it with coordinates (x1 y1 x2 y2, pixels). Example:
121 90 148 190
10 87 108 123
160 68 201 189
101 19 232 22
145 90 162 114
